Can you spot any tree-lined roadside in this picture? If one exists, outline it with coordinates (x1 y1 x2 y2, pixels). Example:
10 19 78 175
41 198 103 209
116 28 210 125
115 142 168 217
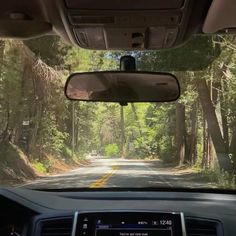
0 38 90 182
1 35 236 188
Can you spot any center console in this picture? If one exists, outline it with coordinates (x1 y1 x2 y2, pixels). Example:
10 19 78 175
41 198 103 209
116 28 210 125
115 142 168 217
75 212 186 236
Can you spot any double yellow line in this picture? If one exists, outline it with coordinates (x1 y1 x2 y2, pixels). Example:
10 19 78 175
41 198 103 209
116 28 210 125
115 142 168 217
89 165 119 188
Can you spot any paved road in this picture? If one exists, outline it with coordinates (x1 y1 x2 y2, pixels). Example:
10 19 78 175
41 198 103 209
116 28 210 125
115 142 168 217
20 158 214 189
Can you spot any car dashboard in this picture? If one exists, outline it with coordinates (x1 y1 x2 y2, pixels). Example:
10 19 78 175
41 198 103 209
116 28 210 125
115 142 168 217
0 188 235 236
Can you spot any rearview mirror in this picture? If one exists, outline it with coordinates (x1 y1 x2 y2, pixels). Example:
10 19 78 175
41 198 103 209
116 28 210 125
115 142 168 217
65 71 180 104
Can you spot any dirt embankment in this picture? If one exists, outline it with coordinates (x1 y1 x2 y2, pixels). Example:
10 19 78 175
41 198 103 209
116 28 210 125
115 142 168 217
0 142 89 186
34 153 90 176
0 142 36 185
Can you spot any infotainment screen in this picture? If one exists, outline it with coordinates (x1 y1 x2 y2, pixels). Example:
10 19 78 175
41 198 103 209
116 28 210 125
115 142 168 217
76 212 185 236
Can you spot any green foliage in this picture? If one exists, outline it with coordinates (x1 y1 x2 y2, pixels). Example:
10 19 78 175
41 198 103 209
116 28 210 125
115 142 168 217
136 36 221 71
38 116 68 154
0 41 23 132
65 48 116 72
31 161 47 174
25 36 70 66
104 143 119 157
62 146 73 160
199 168 236 189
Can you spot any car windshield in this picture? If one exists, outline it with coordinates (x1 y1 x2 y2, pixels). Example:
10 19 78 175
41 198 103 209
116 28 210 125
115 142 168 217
0 35 236 190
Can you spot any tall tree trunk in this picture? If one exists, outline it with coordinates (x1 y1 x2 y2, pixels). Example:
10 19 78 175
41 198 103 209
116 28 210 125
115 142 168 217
197 79 231 170
1 100 10 141
202 122 214 169
189 102 197 164
0 40 6 141
131 103 142 136
120 106 125 158
28 101 43 154
207 135 214 168
202 119 208 169
176 103 186 165
14 60 30 146
207 78 214 168
230 128 236 172
220 76 229 152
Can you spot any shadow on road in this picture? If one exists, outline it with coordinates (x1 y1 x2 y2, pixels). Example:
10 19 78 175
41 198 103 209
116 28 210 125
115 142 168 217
20 158 216 189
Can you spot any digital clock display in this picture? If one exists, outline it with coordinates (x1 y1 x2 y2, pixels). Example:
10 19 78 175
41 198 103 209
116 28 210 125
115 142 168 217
160 220 173 226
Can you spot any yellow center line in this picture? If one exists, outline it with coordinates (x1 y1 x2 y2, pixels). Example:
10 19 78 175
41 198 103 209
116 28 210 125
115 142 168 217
89 165 119 188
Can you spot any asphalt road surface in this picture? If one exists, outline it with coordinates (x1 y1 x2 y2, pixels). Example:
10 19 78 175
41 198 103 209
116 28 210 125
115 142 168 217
20 158 215 189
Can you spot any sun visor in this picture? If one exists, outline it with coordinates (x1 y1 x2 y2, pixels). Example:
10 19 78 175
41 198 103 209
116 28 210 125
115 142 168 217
203 0 236 33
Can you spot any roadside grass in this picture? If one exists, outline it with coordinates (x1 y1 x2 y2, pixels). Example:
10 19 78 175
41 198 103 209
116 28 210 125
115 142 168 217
193 166 236 189
31 161 47 174
30 145 89 175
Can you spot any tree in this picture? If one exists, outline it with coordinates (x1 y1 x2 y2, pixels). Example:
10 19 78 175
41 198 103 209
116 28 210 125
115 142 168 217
120 106 126 158
197 79 231 170
176 103 186 165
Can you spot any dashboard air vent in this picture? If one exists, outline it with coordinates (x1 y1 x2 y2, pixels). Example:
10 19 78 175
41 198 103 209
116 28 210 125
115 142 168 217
185 218 222 236
39 217 73 236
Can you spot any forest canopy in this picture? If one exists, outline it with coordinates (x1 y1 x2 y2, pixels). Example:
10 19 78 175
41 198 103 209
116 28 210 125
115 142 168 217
1 35 236 188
